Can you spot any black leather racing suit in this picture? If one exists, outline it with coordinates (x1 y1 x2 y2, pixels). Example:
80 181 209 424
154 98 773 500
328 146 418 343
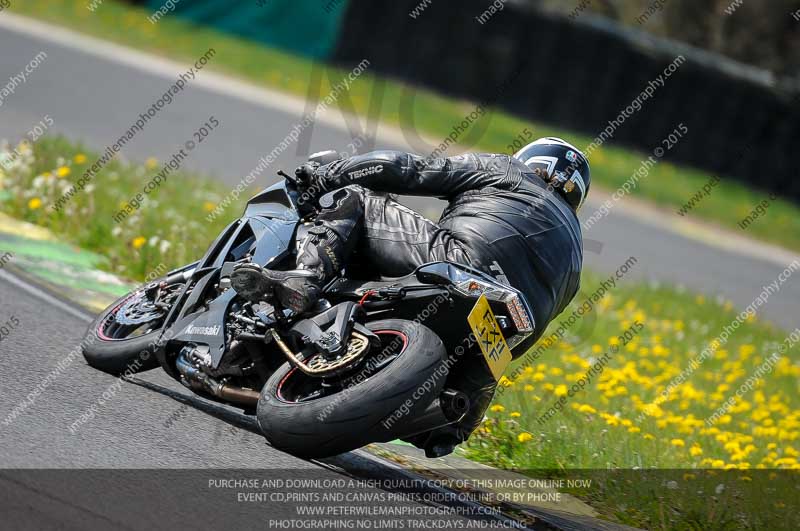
308 150 583 446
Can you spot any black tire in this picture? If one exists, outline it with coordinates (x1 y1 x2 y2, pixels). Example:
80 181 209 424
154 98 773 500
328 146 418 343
257 319 447 458
82 289 165 376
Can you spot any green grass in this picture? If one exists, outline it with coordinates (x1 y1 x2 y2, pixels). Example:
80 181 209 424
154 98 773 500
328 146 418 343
460 270 800 529
0 136 249 279
8 0 800 252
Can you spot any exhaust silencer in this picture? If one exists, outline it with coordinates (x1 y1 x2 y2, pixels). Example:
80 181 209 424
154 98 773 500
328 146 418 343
391 389 470 440
175 349 260 407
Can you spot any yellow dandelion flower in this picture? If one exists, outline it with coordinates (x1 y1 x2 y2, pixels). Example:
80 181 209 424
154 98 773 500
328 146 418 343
532 372 546 381
671 438 685 447
27 197 43 210
510 411 521 418
577 404 597 414
203 201 216 212
554 384 568 397
739 344 755 358
56 166 71 178
74 154 87 164
146 157 159 169
517 432 533 443
652 345 668 356
489 405 505 413
609 337 620 347
132 236 147 250
643 433 655 440
524 384 534 392
690 445 703 456
628 426 641 433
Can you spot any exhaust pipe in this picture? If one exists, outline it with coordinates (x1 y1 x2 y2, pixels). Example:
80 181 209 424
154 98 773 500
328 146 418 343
391 389 470 440
175 349 259 407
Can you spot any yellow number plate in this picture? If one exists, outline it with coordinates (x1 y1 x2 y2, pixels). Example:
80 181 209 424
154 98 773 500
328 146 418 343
467 294 512 382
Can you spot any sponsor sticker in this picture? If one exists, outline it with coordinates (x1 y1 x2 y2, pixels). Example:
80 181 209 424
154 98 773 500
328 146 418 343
347 165 384 181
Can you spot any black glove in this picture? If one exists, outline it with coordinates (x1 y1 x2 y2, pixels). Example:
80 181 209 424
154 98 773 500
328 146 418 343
294 161 325 206
295 161 319 192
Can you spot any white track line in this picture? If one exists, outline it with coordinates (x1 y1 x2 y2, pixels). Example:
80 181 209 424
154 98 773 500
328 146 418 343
0 268 94 323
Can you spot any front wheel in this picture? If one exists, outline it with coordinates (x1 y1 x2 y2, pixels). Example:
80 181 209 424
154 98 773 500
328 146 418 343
82 277 184 375
257 319 447 458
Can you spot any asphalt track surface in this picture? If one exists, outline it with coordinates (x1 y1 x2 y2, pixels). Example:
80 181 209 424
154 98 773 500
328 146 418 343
0 13 796 529
0 274 525 529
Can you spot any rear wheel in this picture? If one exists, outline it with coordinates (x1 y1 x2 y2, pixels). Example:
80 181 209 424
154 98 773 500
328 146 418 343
82 280 183 375
257 319 446 458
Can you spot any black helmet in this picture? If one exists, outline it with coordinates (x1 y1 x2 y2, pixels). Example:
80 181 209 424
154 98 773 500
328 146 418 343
513 137 590 211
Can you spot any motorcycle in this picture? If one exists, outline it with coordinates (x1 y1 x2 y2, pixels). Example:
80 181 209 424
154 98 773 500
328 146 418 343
82 152 536 458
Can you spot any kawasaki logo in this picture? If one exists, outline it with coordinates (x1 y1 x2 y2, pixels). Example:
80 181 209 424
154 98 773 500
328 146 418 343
186 324 221 336
348 165 383 180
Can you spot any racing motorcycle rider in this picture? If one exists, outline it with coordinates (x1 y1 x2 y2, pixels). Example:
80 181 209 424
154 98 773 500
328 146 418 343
231 137 589 457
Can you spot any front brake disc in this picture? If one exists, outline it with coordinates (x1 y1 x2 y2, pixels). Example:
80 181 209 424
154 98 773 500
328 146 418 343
115 292 164 325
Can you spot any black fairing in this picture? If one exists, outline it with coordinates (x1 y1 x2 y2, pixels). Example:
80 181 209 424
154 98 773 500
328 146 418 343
155 181 302 372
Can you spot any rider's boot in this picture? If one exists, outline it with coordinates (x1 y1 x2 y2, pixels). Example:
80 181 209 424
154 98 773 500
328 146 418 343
231 224 346 313
232 187 363 313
